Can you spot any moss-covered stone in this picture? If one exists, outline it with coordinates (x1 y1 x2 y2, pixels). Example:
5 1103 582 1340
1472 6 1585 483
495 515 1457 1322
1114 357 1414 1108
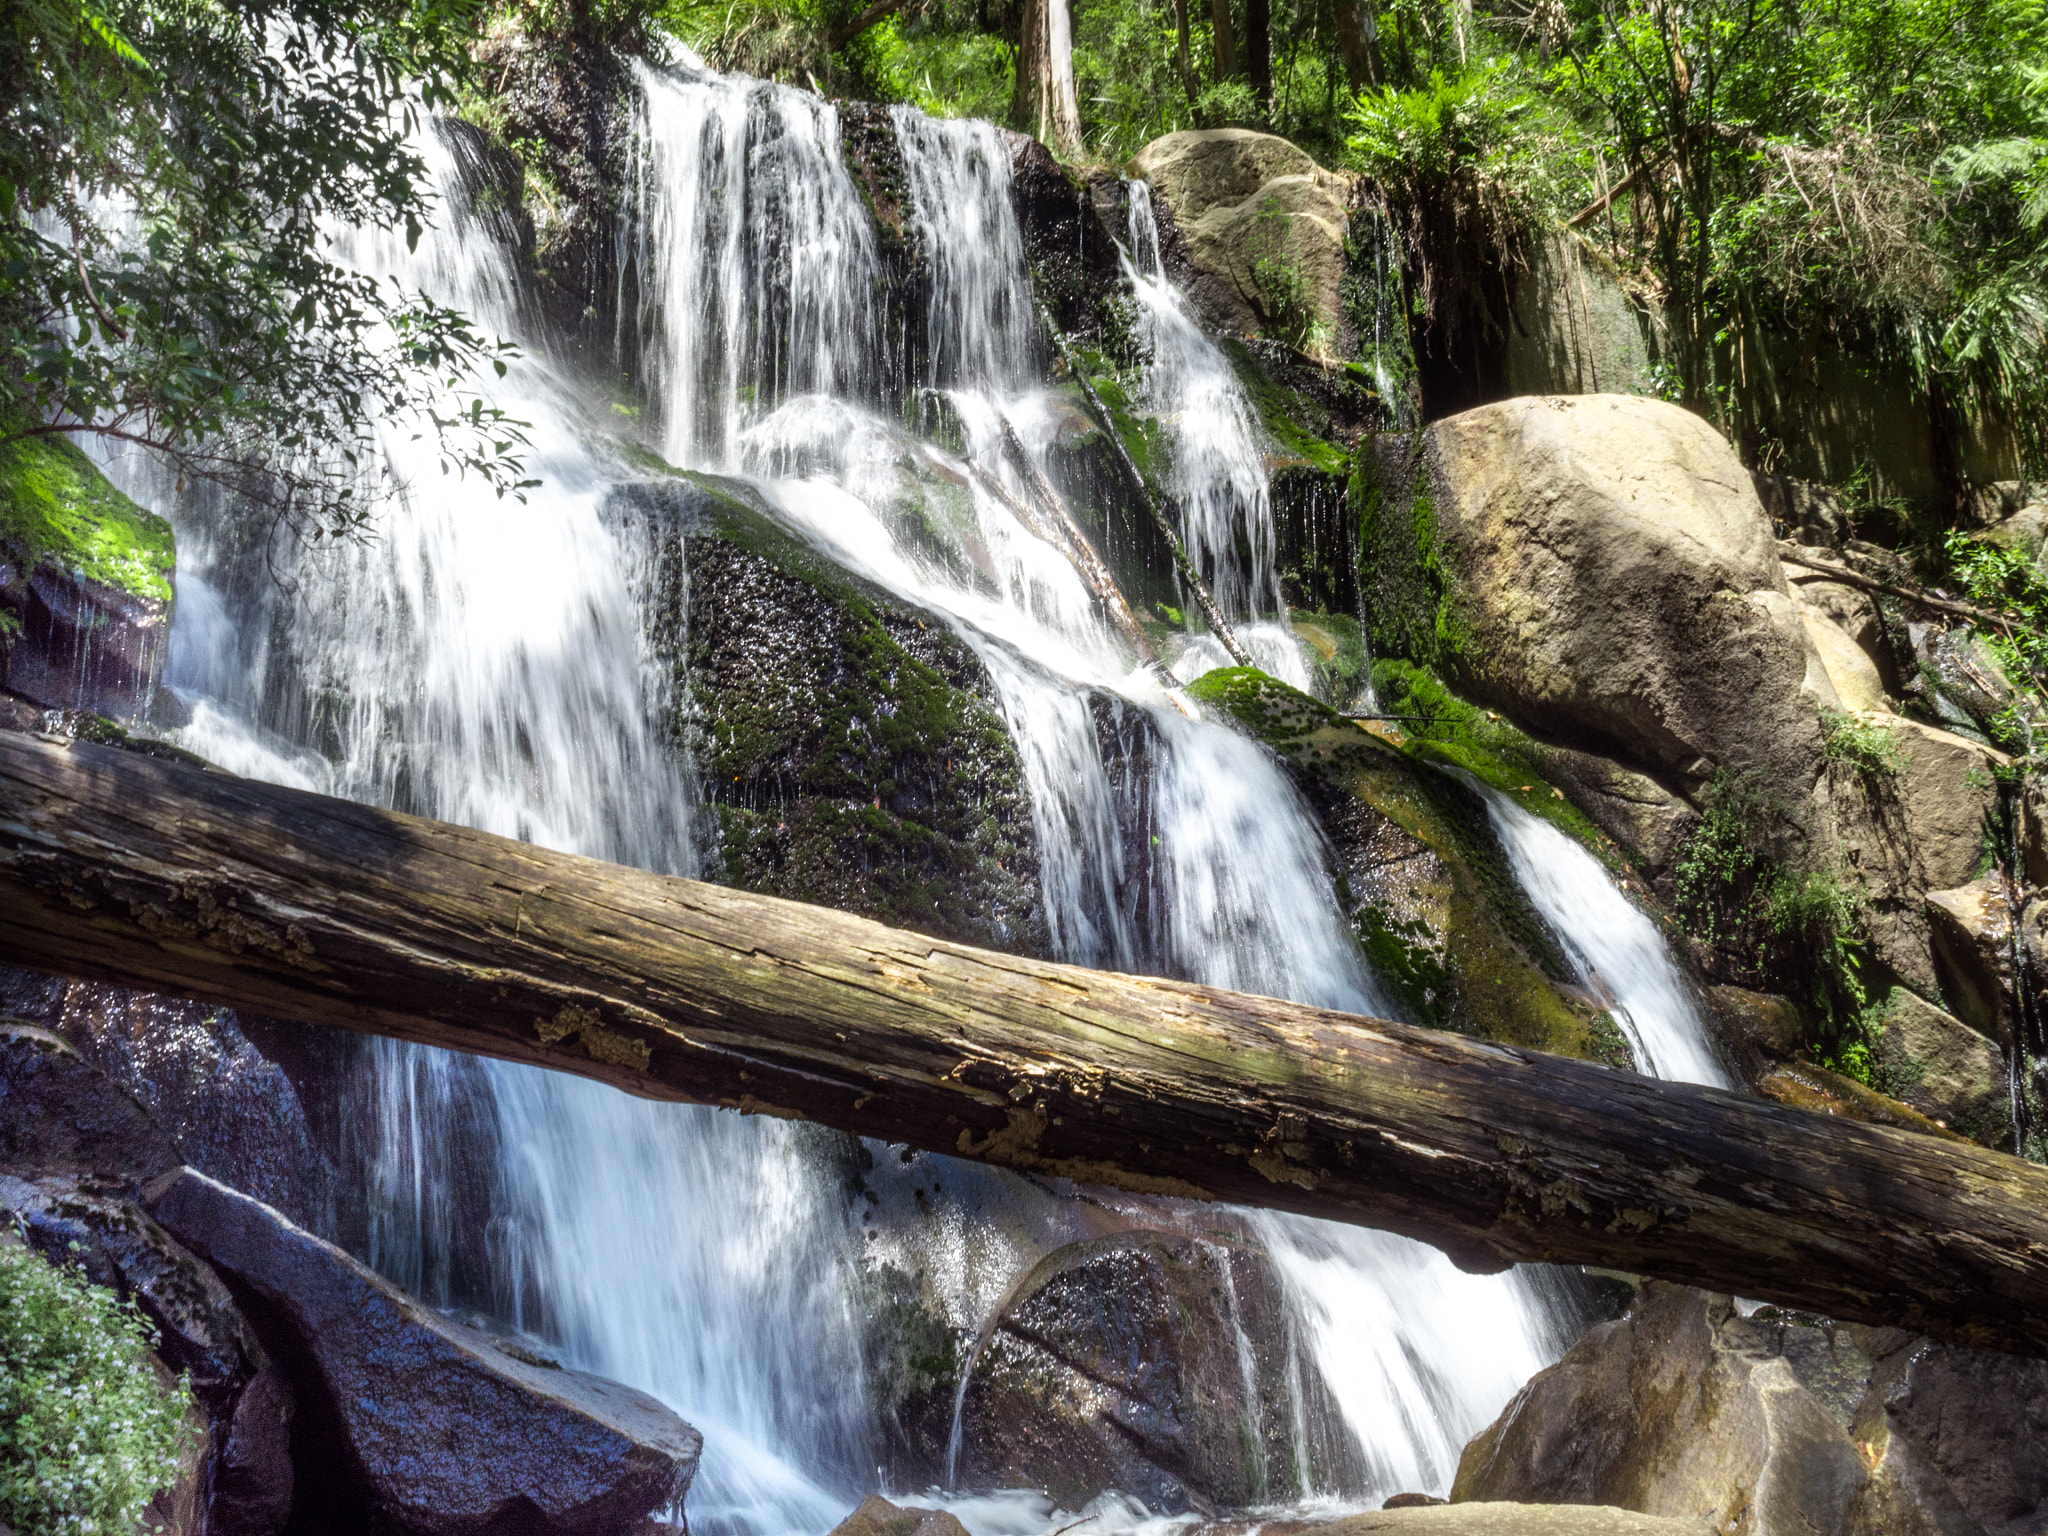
618 468 1048 955
1187 666 1625 1063
1351 431 1468 672
0 431 175 606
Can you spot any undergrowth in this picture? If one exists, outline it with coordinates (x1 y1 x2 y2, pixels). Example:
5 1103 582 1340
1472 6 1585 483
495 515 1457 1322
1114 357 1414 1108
1673 772 1878 1079
0 1240 193 1536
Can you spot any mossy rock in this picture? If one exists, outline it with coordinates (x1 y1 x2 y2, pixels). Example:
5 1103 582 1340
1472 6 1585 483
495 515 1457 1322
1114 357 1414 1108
0 430 174 606
1187 666 1625 1064
611 467 1048 956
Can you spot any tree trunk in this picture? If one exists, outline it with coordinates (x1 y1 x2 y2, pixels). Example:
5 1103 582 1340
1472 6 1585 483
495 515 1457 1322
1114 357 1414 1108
1009 0 1082 159
1171 0 1199 110
1332 0 1381 90
1209 0 1237 86
1244 0 1271 108
6 727 2048 1356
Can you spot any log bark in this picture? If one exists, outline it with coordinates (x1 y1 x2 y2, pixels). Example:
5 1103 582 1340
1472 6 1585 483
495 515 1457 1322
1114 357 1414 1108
6 727 2048 1355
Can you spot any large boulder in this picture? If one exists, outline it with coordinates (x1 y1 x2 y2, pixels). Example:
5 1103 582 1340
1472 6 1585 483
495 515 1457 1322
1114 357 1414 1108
1869 986 2011 1146
150 1167 701 1536
826 1497 971 1536
1130 129 1354 351
1453 1281 2048 1535
1325 1508 1711 1534
954 1229 1361 1511
1366 395 1832 809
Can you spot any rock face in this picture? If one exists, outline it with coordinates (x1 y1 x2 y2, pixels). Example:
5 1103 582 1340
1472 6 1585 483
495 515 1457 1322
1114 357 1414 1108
1869 986 2010 1146
955 1230 1362 1512
0 430 176 719
1130 129 1354 350
151 1167 701 1536
1453 1282 2048 1536
1370 395 1831 808
1188 668 1620 1063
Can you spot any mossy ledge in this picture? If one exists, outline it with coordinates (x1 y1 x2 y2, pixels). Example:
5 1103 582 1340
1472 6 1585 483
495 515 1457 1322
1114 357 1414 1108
1187 664 1628 1066
0 428 175 606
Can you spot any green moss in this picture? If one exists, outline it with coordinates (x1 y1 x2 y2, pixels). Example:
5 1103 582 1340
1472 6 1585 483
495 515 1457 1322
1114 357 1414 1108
1287 609 1367 704
0 429 175 605
1190 665 1621 1063
1218 339 1349 476
1352 435 1466 670
1371 658 1620 865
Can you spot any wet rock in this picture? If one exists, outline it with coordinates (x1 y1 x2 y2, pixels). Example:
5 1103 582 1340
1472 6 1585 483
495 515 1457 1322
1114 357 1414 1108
1190 667 1621 1062
1452 1281 2048 1536
0 430 176 719
0 1017 180 1185
1924 876 2019 1048
1753 1061 1966 1142
1705 985 1808 1081
1131 129 1355 350
1372 395 1834 809
955 1230 1361 1512
214 1363 298 1536
150 1167 701 1536
1328 1507 1711 1534
1 967 334 1229
621 473 1048 954
827 1496 971 1536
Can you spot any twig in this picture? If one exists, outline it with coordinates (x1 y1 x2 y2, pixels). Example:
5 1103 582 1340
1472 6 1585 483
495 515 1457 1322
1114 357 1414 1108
826 0 908 47
1777 552 2048 640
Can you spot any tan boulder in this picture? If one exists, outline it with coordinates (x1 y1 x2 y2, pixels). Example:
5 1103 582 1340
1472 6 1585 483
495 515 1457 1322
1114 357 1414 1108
1414 395 1832 806
1130 129 1353 349
1871 986 2011 1146
827 1497 970 1536
1798 601 1891 713
1324 1505 1711 1534
1453 1282 2048 1536
1924 876 2018 1047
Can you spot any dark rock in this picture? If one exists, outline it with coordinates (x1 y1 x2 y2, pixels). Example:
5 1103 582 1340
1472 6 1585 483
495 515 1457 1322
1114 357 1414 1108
1452 1281 2048 1536
1327 1508 1712 1534
0 1017 180 1184
1 968 334 1229
1383 1495 1448 1509
622 474 1048 954
215 1363 297 1536
827 1496 971 1536
955 1230 1362 1512
150 1167 701 1536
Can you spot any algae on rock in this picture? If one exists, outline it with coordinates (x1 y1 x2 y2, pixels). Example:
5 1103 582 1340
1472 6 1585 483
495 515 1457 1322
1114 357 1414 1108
1188 665 1624 1062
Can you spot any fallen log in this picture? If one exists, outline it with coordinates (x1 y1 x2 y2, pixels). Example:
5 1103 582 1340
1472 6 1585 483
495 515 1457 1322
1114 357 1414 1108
5 727 2048 1355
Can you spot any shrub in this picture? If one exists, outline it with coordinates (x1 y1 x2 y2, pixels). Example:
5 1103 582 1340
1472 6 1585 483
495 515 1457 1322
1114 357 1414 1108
0 1242 193 1536
1818 707 1907 778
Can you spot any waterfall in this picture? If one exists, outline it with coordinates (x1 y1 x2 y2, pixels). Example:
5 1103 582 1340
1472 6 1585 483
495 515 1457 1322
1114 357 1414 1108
123 67 1607 1536
1476 784 1734 1089
1119 183 1308 690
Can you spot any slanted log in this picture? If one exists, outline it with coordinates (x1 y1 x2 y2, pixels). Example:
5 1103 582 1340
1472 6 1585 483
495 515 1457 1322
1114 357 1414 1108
4 727 2048 1354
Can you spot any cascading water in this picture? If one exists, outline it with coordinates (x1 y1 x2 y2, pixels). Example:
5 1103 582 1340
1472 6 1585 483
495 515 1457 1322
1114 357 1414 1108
114 52 1733 1535
1118 182 1310 689
1476 784 1734 1089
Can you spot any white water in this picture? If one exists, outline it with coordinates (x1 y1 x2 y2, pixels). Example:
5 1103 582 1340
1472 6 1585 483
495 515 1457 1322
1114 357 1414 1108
1120 183 1287 640
1477 783 1733 1089
115 63 1656 1536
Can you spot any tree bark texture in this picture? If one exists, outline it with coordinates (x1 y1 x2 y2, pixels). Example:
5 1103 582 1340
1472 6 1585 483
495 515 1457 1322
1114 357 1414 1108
1009 0 1082 160
1209 0 1237 85
6 728 2048 1356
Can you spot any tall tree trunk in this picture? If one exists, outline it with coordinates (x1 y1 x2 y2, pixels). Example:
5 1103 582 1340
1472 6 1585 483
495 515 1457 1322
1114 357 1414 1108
1332 0 1381 89
1244 0 1272 108
7 728 2048 1357
1010 0 1082 158
1171 0 1199 111
1209 0 1237 86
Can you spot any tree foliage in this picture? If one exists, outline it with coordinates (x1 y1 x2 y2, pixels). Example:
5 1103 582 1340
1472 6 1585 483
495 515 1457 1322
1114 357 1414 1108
0 0 535 538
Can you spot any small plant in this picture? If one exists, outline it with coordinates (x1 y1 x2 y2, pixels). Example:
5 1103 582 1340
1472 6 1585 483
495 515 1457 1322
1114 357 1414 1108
1248 197 1329 353
0 1241 194 1536
1819 707 1908 778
